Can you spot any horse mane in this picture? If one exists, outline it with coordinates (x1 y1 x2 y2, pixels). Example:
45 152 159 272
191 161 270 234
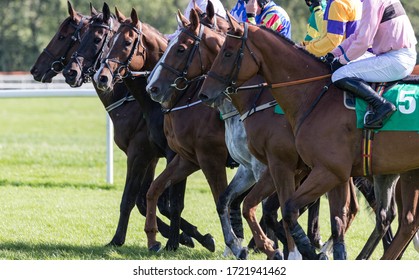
257 25 325 64
89 12 117 24
143 22 167 42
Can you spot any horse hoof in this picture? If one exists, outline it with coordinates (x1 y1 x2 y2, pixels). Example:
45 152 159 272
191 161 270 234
237 247 249 260
164 242 179 252
106 240 123 247
318 252 328 260
272 250 284 260
148 242 161 252
179 233 195 248
202 234 215 252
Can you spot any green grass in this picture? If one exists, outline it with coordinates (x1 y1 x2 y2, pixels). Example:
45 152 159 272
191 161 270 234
0 97 418 260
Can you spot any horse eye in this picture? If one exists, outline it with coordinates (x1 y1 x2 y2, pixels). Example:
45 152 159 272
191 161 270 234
94 37 102 44
177 47 185 54
58 35 65 40
224 52 233 58
125 40 132 47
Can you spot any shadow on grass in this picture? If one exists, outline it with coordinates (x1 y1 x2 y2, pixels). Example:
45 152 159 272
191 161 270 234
0 179 116 191
0 241 220 260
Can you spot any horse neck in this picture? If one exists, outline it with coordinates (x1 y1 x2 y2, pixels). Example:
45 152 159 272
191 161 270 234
248 25 330 129
141 25 167 71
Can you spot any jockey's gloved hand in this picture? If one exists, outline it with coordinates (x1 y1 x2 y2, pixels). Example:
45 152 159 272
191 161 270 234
320 53 335 64
330 58 344 72
305 0 321 8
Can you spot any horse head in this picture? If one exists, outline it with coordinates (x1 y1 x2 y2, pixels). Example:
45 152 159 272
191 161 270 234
30 1 89 83
63 2 118 87
94 7 167 93
146 4 226 107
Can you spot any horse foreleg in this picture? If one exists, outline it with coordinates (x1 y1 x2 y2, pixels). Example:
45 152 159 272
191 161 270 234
382 170 419 259
242 170 283 260
109 152 157 247
284 167 345 260
216 165 256 259
326 179 359 260
356 174 399 259
145 155 199 252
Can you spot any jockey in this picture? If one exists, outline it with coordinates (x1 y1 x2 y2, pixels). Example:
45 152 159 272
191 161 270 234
245 0 291 38
230 0 247 22
302 0 327 44
303 0 362 57
166 0 226 41
327 0 417 129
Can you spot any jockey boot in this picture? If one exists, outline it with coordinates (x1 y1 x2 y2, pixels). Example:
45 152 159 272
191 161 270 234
334 78 396 129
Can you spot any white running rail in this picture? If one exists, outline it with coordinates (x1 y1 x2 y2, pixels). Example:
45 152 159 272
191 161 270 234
0 74 114 184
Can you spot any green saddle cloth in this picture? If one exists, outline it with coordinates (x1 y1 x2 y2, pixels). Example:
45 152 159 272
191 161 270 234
355 83 419 131
274 104 284 114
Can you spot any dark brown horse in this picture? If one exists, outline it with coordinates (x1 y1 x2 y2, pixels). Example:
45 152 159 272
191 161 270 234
31 1 213 251
198 13 419 259
93 7 235 252
30 1 89 82
145 6 364 260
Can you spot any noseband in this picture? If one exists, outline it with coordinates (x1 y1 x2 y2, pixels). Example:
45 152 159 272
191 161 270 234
42 16 88 73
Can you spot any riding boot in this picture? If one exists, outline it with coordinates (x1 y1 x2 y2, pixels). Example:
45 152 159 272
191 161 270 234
334 78 396 129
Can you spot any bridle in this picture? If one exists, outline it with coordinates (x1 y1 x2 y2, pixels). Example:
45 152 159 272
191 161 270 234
42 16 88 73
100 22 148 84
70 16 116 83
207 22 331 95
156 23 206 91
207 22 258 95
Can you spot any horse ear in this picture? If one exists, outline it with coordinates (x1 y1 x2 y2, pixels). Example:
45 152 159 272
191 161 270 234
115 6 125 23
206 0 216 26
67 1 77 20
177 9 189 28
206 0 215 19
226 11 241 35
190 9 200 33
102 2 111 22
131 8 139 26
90 3 98 16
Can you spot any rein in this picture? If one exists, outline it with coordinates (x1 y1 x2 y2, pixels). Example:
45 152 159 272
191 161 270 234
210 21 333 134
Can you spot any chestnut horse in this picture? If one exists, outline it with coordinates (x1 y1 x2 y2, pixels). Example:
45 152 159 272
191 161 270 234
198 13 419 259
92 7 244 253
31 2 213 251
145 6 364 260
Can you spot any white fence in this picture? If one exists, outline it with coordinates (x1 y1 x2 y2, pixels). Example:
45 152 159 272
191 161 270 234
0 73 114 184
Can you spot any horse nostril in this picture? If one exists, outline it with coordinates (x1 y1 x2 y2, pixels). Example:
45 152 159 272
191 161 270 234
68 69 77 77
30 66 38 75
149 86 158 94
99 75 108 84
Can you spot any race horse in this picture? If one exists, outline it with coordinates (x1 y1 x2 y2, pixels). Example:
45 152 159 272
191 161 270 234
198 12 419 259
145 5 363 260
92 7 248 253
31 1 214 251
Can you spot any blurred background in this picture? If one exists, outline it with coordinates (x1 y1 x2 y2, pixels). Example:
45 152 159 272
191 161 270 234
1 0 418 72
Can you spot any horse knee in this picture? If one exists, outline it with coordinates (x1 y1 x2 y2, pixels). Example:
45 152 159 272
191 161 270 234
399 211 418 235
242 200 256 221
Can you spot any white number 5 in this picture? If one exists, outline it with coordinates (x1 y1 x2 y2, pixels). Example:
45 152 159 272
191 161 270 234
398 90 416 114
